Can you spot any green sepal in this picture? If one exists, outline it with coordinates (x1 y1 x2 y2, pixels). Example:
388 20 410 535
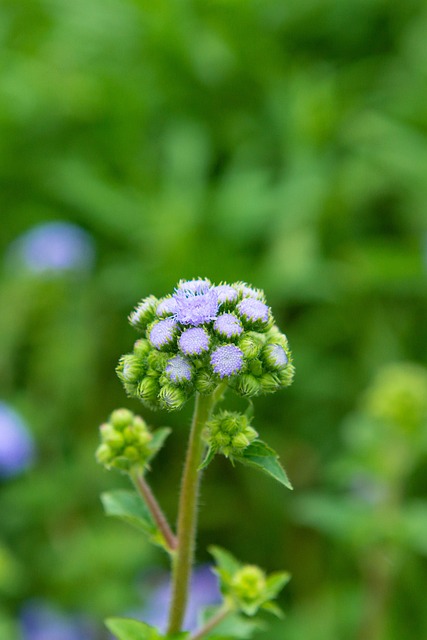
264 571 291 600
236 440 293 490
147 427 172 464
105 617 189 640
259 601 284 618
101 490 169 552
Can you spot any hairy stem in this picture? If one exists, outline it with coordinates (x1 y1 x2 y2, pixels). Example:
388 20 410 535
131 470 177 552
167 391 219 634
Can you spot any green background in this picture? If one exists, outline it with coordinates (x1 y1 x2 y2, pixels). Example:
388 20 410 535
1 1 427 638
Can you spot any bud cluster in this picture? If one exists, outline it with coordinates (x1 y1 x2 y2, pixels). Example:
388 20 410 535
205 410 258 457
231 565 267 606
96 408 153 472
117 278 294 411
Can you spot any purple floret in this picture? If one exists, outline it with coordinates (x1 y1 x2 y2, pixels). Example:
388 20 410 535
237 298 269 323
211 345 244 378
165 355 192 383
156 297 178 317
177 278 211 294
174 288 219 326
179 327 210 355
149 318 177 349
214 284 238 304
214 313 243 338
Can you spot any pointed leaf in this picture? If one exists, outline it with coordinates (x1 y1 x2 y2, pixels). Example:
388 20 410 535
264 571 291 599
201 608 262 640
198 446 216 471
101 490 169 551
105 618 163 640
105 618 188 640
209 546 242 576
260 601 284 618
237 440 293 489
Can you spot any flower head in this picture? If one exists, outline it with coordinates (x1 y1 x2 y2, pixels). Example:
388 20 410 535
149 318 177 349
214 313 243 339
237 298 269 324
173 287 219 326
263 344 288 370
165 355 193 383
156 297 178 317
214 284 238 304
179 327 210 356
211 345 244 378
177 278 212 294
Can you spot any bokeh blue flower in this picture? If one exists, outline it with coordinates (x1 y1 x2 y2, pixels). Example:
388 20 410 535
0 402 35 478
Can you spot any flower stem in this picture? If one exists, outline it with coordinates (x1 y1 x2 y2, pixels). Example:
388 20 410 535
167 391 218 634
189 604 232 640
131 470 177 552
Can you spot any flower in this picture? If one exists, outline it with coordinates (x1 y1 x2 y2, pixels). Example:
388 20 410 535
0 402 35 478
237 298 269 324
263 344 288 370
6 222 94 274
136 565 221 633
20 600 95 640
211 345 244 378
214 313 243 339
179 328 210 355
177 278 212 294
214 284 238 304
149 318 177 349
156 297 178 317
165 355 193 383
173 287 219 326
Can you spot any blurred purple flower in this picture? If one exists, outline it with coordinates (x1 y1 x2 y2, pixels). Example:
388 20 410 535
7 222 95 274
136 565 221 633
0 402 35 478
20 601 96 640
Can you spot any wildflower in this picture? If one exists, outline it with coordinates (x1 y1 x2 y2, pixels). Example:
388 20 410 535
211 345 244 378
178 327 210 356
148 318 177 350
262 344 288 370
129 296 158 331
165 355 193 383
214 313 243 339
173 287 219 326
237 298 269 325
156 297 178 317
214 284 238 304
7 222 94 274
0 402 34 478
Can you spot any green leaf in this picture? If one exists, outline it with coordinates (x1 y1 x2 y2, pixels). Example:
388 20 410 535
209 546 242 576
264 571 291 599
147 428 171 463
198 446 216 471
105 618 189 640
260 601 284 618
105 618 163 640
237 440 293 489
202 608 262 640
101 490 168 551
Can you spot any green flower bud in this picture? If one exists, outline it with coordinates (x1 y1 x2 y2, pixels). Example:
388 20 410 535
95 443 113 465
133 338 152 358
206 410 258 457
128 295 158 332
110 409 134 430
277 364 295 388
159 384 187 411
105 430 125 451
231 565 267 604
119 354 145 384
138 376 160 402
259 372 280 394
147 350 170 373
248 359 263 377
235 374 262 397
238 332 265 359
195 370 218 395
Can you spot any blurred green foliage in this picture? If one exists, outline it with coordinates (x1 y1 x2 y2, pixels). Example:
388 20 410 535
1 0 427 638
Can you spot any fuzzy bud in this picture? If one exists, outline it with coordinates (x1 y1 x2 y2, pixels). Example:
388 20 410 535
235 374 262 397
138 376 160 402
129 296 158 331
238 332 265 359
159 384 187 411
231 566 267 604
96 409 153 473
206 410 257 457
